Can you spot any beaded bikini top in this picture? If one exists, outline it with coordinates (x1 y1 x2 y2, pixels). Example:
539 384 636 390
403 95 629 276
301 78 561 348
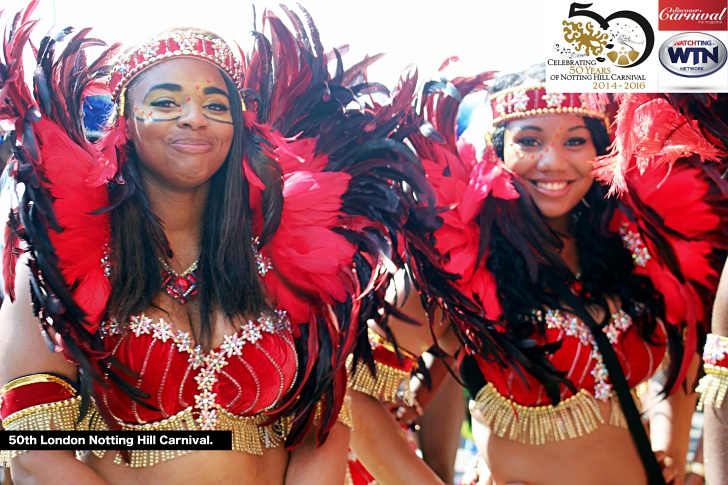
97 311 297 430
467 306 666 445
474 306 666 406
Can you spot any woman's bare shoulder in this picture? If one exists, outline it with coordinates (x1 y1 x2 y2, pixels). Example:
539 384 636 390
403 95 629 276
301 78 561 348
0 256 77 385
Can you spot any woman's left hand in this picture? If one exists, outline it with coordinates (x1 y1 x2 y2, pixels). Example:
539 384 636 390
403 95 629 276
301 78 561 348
655 450 680 485
388 400 422 427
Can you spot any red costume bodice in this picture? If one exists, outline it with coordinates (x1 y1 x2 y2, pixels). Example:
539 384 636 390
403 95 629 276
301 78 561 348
473 308 667 406
97 311 297 428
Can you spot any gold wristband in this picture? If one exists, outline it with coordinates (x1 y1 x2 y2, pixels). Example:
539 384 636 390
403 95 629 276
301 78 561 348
685 461 705 479
697 364 728 411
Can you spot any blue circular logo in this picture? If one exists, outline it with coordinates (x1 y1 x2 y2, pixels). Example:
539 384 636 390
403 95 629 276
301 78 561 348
659 32 727 78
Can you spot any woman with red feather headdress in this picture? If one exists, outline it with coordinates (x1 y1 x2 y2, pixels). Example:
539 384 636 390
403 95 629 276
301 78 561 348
0 1 434 483
398 63 728 485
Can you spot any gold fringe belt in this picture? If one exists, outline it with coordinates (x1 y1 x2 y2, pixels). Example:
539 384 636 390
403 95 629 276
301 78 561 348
469 382 629 446
1 369 353 468
86 406 293 467
346 354 413 405
2 397 353 468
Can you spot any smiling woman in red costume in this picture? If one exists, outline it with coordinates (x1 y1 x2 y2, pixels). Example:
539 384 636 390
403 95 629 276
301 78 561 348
0 2 432 484
403 63 728 485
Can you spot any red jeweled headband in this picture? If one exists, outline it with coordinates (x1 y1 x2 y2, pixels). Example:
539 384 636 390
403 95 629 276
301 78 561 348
108 31 244 104
490 83 607 126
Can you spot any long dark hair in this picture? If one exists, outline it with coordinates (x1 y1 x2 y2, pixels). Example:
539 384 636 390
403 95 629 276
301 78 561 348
481 63 667 400
105 68 283 350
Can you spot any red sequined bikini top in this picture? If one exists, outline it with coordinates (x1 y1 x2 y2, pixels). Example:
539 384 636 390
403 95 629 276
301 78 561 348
96 311 297 429
474 306 667 406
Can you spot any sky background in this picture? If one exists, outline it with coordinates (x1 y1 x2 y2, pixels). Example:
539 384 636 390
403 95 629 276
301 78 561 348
4 0 562 86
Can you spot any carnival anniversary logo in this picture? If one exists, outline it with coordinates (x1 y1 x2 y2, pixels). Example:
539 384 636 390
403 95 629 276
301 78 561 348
659 0 727 30
546 2 658 92
555 3 654 68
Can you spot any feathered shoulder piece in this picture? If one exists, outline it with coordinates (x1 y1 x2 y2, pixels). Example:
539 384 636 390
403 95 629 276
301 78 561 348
405 72 570 396
0 1 139 411
594 93 728 390
594 93 727 195
407 72 503 317
237 7 438 445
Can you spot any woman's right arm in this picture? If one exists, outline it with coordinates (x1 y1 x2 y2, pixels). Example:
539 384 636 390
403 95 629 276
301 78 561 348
703 263 728 485
348 389 444 485
0 259 108 484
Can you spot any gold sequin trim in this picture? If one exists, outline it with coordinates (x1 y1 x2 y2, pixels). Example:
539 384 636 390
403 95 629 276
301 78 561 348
697 364 728 411
0 396 83 466
346 355 413 405
469 382 629 445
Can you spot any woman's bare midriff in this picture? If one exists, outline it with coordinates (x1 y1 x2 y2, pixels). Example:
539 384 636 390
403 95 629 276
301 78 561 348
80 447 290 485
472 399 647 485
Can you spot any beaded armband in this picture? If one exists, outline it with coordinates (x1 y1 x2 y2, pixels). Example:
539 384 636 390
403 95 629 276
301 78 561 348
0 374 82 466
346 329 417 405
697 334 728 410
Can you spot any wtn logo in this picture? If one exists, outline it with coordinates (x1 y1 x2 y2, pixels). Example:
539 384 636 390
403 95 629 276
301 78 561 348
659 32 727 77
667 45 721 64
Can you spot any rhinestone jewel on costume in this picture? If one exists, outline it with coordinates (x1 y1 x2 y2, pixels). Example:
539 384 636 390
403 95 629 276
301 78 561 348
160 258 199 304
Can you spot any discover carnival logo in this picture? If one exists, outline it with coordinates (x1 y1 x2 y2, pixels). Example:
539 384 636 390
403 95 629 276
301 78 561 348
659 32 727 77
658 0 727 31
660 7 727 23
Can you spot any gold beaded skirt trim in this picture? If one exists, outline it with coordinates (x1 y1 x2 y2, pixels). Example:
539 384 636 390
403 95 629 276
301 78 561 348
91 396 353 467
84 406 294 466
469 383 630 446
311 393 353 429
346 354 413 405
0 400 297 467
0 396 84 466
0 395 352 468
697 364 728 411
